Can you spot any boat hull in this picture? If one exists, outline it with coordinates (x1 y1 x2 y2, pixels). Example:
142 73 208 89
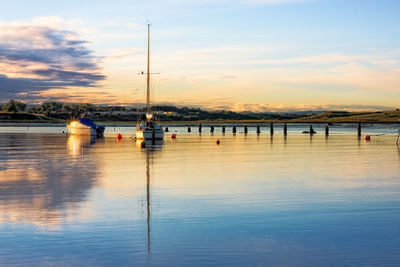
136 129 164 140
67 122 96 136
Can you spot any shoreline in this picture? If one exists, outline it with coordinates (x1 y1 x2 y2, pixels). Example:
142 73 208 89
1 121 400 127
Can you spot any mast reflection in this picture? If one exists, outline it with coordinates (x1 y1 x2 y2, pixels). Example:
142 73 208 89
142 140 163 258
146 148 151 257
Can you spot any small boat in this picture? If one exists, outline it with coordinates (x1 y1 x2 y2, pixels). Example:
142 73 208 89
67 118 105 137
136 117 164 140
135 24 164 142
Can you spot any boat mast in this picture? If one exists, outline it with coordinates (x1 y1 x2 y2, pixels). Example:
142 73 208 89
146 24 150 115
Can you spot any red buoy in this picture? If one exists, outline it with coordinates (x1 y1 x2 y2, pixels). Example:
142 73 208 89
171 133 177 139
364 135 371 141
117 133 122 140
216 140 220 145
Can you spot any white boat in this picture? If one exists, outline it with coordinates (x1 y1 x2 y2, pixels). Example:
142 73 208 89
135 24 165 142
136 121 164 140
67 118 105 137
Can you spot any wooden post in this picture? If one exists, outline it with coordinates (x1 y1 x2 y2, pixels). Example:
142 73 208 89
325 125 329 136
232 126 236 134
199 123 202 133
270 122 274 136
310 125 315 135
357 123 361 137
165 127 169 132
283 123 287 136
187 126 191 133
256 126 261 134
244 126 248 134
222 126 226 134
210 126 214 133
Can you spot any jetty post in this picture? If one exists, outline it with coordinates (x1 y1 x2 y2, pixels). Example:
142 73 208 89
270 122 274 136
232 126 237 134
256 126 261 134
199 123 202 133
244 126 248 134
357 123 361 137
165 127 169 132
188 126 191 133
283 123 287 136
310 125 315 135
222 126 226 134
210 126 214 133
325 125 329 136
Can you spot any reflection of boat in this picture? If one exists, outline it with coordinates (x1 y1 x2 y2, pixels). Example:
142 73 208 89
135 24 164 142
67 118 105 137
137 139 165 149
0 134 98 227
67 135 97 157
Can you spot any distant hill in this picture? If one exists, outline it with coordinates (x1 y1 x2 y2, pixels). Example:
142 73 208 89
0 101 399 123
293 110 400 123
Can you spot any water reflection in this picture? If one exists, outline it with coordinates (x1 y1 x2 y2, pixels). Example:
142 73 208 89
141 140 163 258
67 135 98 157
0 133 399 266
0 134 99 226
135 139 165 149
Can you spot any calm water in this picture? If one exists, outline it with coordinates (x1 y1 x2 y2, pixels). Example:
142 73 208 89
0 129 399 266
1 122 400 136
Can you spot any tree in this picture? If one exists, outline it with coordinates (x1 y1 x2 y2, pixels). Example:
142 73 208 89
2 100 26 112
39 102 63 113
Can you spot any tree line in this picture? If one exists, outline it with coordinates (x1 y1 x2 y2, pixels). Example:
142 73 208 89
0 99 302 121
1 100 134 113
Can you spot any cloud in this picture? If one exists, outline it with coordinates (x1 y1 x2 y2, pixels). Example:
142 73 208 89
0 19 105 101
219 75 237 79
104 48 142 60
32 69 105 81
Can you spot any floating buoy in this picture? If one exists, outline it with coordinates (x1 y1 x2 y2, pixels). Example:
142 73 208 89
364 135 371 141
216 140 220 145
171 133 177 139
117 133 122 140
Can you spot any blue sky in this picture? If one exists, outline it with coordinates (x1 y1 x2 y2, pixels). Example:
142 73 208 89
0 0 399 111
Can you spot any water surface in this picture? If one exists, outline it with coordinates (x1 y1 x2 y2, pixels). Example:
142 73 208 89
0 131 399 266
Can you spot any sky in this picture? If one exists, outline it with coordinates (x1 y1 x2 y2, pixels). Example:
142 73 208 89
0 0 399 112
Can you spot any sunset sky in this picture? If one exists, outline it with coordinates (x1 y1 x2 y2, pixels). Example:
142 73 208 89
0 0 399 112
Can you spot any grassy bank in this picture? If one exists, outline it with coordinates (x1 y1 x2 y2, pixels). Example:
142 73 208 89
1 110 399 124
0 112 64 123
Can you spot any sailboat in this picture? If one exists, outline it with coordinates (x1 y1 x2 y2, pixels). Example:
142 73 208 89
135 24 165 141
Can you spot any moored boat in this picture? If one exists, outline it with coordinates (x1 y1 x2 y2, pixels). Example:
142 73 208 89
135 24 164 142
67 118 105 137
136 121 164 140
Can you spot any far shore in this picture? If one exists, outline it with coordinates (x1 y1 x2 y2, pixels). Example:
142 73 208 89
1 120 400 127
1 107 399 125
